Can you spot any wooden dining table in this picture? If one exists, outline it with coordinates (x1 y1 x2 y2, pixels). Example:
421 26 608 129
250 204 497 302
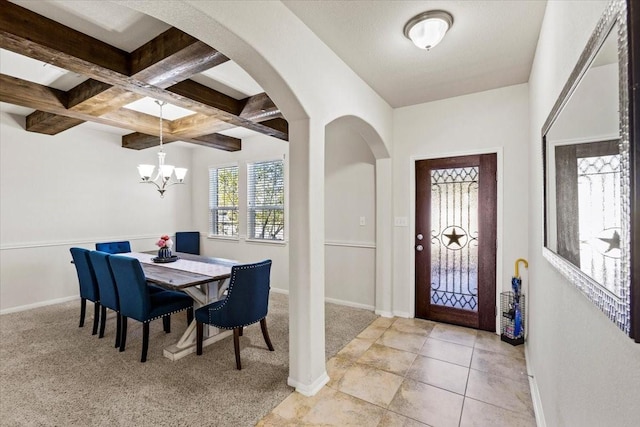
123 251 237 361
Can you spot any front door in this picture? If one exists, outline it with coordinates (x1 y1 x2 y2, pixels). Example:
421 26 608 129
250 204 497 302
415 154 497 331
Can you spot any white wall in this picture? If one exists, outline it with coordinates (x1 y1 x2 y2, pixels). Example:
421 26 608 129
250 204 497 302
190 125 378 307
0 110 193 312
392 83 530 318
528 1 640 426
189 133 289 293
547 62 619 143
325 124 376 309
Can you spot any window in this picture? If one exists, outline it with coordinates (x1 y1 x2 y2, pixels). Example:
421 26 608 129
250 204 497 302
247 160 284 240
209 165 239 237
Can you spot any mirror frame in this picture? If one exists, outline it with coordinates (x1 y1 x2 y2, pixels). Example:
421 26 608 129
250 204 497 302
542 0 639 342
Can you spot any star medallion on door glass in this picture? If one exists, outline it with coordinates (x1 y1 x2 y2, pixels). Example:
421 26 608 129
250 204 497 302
441 226 468 250
592 227 621 258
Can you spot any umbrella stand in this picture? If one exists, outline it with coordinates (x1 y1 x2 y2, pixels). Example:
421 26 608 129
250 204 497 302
500 258 528 346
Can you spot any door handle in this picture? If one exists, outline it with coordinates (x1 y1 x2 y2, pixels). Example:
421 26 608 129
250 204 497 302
416 244 423 251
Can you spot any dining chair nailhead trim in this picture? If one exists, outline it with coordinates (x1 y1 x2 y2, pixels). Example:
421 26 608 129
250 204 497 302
207 316 266 330
145 306 190 323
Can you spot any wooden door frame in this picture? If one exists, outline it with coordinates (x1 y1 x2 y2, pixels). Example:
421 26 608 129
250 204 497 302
409 149 503 332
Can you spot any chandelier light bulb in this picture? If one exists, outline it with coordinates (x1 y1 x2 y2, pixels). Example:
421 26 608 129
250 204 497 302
137 164 155 181
174 168 188 182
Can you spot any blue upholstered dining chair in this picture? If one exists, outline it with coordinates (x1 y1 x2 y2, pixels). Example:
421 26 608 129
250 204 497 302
195 260 274 370
95 241 131 254
95 241 168 294
70 247 100 335
174 232 200 255
108 255 194 362
88 251 123 348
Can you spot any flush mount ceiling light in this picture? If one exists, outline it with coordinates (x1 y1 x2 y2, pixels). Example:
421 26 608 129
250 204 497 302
403 10 454 51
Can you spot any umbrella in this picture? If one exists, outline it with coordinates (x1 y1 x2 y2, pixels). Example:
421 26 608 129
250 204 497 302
512 258 528 337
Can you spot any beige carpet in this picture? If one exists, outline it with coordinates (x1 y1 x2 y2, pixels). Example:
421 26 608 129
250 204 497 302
0 293 377 426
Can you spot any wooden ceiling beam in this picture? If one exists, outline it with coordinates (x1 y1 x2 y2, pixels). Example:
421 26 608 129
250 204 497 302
0 74 241 151
170 110 285 140
260 118 289 136
167 91 285 139
0 40 288 139
0 0 288 143
122 132 241 151
167 79 242 116
0 74 160 134
0 0 128 74
239 92 282 121
130 27 229 86
26 79 120 135
21 23 231 135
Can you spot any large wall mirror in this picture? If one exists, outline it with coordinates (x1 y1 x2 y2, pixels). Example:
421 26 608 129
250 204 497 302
542 0 639 341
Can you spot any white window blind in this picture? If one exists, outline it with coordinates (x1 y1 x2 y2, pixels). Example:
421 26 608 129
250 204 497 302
209 165 239 237
247 160 284 240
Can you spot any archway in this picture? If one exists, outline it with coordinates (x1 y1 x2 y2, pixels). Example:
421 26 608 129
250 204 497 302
116 0 393 396
325 115 392 317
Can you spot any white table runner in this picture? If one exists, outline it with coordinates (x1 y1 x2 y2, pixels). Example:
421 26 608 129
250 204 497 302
123 252 231 278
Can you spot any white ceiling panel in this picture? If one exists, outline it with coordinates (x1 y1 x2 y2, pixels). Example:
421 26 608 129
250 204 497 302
9 0 171 52
123 97 196 120
0 49 86 91
283 0 547 107
195 61 265 99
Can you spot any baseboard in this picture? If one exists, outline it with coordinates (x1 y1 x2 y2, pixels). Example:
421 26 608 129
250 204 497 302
287 371 329 396
1 288 373 316
392 310 412 318
0 295 77 315
270 288 375 312
374 309 394 318
324 297 374 311
525 344 546 427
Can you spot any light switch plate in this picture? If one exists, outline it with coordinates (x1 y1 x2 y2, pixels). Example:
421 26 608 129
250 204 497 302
394 217 408 227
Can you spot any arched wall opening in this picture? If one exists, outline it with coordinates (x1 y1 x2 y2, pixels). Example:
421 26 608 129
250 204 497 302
116 0 394 396
324 115 392 317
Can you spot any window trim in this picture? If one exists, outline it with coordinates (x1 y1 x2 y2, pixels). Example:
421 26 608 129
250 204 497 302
208 163 240 238
246 158 285 241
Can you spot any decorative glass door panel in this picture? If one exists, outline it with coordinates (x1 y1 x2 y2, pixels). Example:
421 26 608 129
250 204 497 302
430 166 479 311
552 140 621 296
577 153 621 293
415 154 497 331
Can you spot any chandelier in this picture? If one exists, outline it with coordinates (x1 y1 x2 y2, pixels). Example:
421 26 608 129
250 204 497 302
137 100 188 198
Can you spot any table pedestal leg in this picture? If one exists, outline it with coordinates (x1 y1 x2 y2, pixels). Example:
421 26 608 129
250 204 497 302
163 329 232 361
163 278 229 361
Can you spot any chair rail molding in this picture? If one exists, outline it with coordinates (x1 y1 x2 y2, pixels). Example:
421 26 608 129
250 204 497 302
0 234 168 251
324 239 376 249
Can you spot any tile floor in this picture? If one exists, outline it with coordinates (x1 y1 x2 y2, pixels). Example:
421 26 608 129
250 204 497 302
257 316 535 427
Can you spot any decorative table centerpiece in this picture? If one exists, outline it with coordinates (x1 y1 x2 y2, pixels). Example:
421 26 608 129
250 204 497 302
156 235 174 259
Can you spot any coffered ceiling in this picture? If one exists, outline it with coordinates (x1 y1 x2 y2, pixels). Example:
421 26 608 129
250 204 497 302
0 0 288 152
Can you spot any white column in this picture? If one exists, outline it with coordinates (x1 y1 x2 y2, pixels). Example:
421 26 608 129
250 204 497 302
287 118 328 396
375 157 393 317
